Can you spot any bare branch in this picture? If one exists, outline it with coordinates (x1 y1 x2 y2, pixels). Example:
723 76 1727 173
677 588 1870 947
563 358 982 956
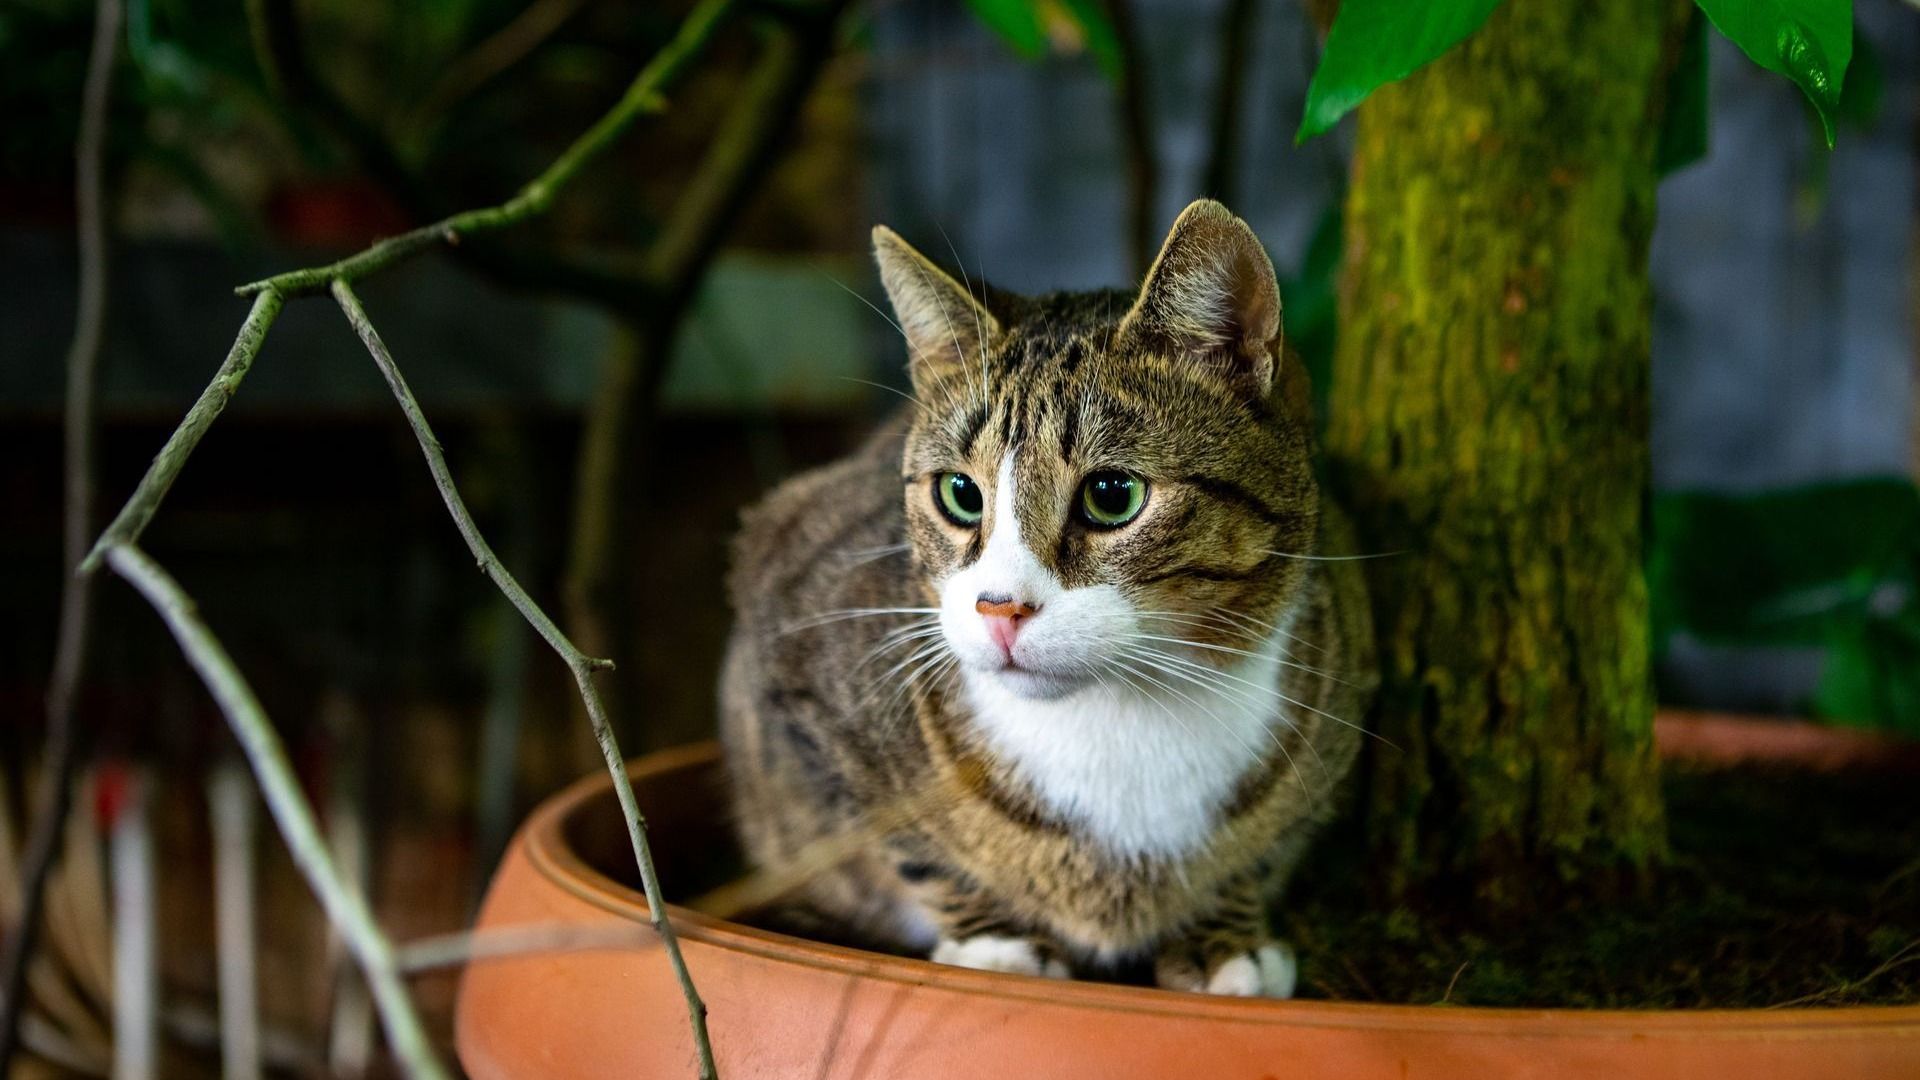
104 544 449 1080
331 280 717 1079
395 924 650 975
62 2 754 1073
0 0 122 1063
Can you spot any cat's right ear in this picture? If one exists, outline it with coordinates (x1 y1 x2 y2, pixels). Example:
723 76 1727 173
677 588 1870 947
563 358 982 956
873 225 999 394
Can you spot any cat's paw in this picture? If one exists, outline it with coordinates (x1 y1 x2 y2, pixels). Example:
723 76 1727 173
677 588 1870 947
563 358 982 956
1206 943 1297 998
930 935 1070 979
1157 941 1297 998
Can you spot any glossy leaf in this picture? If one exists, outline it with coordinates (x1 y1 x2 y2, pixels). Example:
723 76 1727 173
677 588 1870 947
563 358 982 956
1656 13 1710 176
1296 0 1506 142
1693 0 1851 146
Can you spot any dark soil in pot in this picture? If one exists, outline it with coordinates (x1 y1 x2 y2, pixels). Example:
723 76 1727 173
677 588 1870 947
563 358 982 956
564 746 1920 1009
1283 763 1920 1008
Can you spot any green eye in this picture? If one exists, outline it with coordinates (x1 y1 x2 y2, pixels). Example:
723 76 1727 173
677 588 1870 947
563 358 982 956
1080 471 1147 527
936 472 984 526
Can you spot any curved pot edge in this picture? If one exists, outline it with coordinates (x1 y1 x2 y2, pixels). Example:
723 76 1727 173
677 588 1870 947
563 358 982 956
513 716 1920 1037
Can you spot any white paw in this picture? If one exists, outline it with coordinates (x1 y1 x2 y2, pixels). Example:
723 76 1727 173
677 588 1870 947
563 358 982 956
1204 955 1262 995
1204 942 1297 999
930 935 1069 978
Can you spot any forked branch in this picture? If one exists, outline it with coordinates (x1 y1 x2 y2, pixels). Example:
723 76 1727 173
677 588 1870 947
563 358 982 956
333 280 716 1077
53 0 754 1075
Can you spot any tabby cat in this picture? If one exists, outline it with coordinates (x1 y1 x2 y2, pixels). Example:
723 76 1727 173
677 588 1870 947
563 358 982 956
720 199 1377 996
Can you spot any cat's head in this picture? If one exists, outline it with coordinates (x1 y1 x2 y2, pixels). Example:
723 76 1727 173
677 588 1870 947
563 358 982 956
877 199 1319 702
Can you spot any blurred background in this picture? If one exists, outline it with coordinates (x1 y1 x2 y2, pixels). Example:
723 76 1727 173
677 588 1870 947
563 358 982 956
2 0 1917 1073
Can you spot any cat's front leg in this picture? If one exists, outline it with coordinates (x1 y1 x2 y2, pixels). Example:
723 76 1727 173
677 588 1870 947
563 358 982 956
907 864 1069 979
1153 876 1297 998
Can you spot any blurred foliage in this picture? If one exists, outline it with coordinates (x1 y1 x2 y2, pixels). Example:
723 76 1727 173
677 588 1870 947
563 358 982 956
0 0 861 257
1295 0 1504 141
1650 480 1920 734
962 0 1120 79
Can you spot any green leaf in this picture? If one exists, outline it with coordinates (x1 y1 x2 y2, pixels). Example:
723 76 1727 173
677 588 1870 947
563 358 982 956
966 0 1046 60
1692 0 1852 147
1648 478 1920 649
1296 0 1507 143
1657 13 1710 176
1055 0 1123 80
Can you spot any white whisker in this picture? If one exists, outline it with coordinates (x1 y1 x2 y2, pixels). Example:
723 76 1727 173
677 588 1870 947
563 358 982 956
1260 549 1403 562
779 606 939 635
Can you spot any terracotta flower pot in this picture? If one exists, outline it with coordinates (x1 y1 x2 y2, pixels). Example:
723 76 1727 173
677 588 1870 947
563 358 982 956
456 715 1920 1078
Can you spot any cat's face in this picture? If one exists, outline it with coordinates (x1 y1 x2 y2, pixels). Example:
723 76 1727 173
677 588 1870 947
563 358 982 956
879 201 1320 702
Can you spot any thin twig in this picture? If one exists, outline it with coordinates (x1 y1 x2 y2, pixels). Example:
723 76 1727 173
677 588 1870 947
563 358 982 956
237 0 739 299
104 544 449 1080
396 924 650 974
79 290 285 572
1765 938 1920 1009
331 280 717 1079
64 2 750 1073
0 0 121 1064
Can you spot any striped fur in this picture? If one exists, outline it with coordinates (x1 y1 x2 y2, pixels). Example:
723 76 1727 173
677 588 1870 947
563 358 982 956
720 201 1377 994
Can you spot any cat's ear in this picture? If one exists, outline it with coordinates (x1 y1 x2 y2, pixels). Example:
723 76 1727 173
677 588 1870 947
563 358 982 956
1118 199 1282 394
873 225 999 393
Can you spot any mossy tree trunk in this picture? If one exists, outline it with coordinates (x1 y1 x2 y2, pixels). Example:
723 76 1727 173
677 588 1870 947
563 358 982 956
1325 0 1685 909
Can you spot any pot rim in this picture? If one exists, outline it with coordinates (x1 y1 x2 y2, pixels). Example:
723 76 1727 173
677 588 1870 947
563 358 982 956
525 715 1920 1037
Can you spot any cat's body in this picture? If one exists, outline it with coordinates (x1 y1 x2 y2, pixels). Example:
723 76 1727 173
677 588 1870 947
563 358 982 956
720 201 1377 995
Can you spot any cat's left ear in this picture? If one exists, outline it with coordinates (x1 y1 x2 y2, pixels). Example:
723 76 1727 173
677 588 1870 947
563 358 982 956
1118 199 1282 394
873 225 1000 395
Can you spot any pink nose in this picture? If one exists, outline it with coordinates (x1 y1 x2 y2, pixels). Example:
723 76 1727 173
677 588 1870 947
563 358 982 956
975 596 1039 660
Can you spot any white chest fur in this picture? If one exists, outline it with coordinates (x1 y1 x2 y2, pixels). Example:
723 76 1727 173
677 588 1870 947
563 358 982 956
961 621 1299 860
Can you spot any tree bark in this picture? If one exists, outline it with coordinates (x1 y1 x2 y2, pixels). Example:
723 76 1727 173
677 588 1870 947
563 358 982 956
1325 0 1681 910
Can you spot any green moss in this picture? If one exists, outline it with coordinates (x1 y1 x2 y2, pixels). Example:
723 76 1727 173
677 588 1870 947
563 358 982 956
1281 764 1920 1007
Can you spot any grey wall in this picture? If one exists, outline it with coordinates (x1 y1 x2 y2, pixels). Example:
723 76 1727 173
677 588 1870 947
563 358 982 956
867 0 1919 713
1651 5 1917 492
